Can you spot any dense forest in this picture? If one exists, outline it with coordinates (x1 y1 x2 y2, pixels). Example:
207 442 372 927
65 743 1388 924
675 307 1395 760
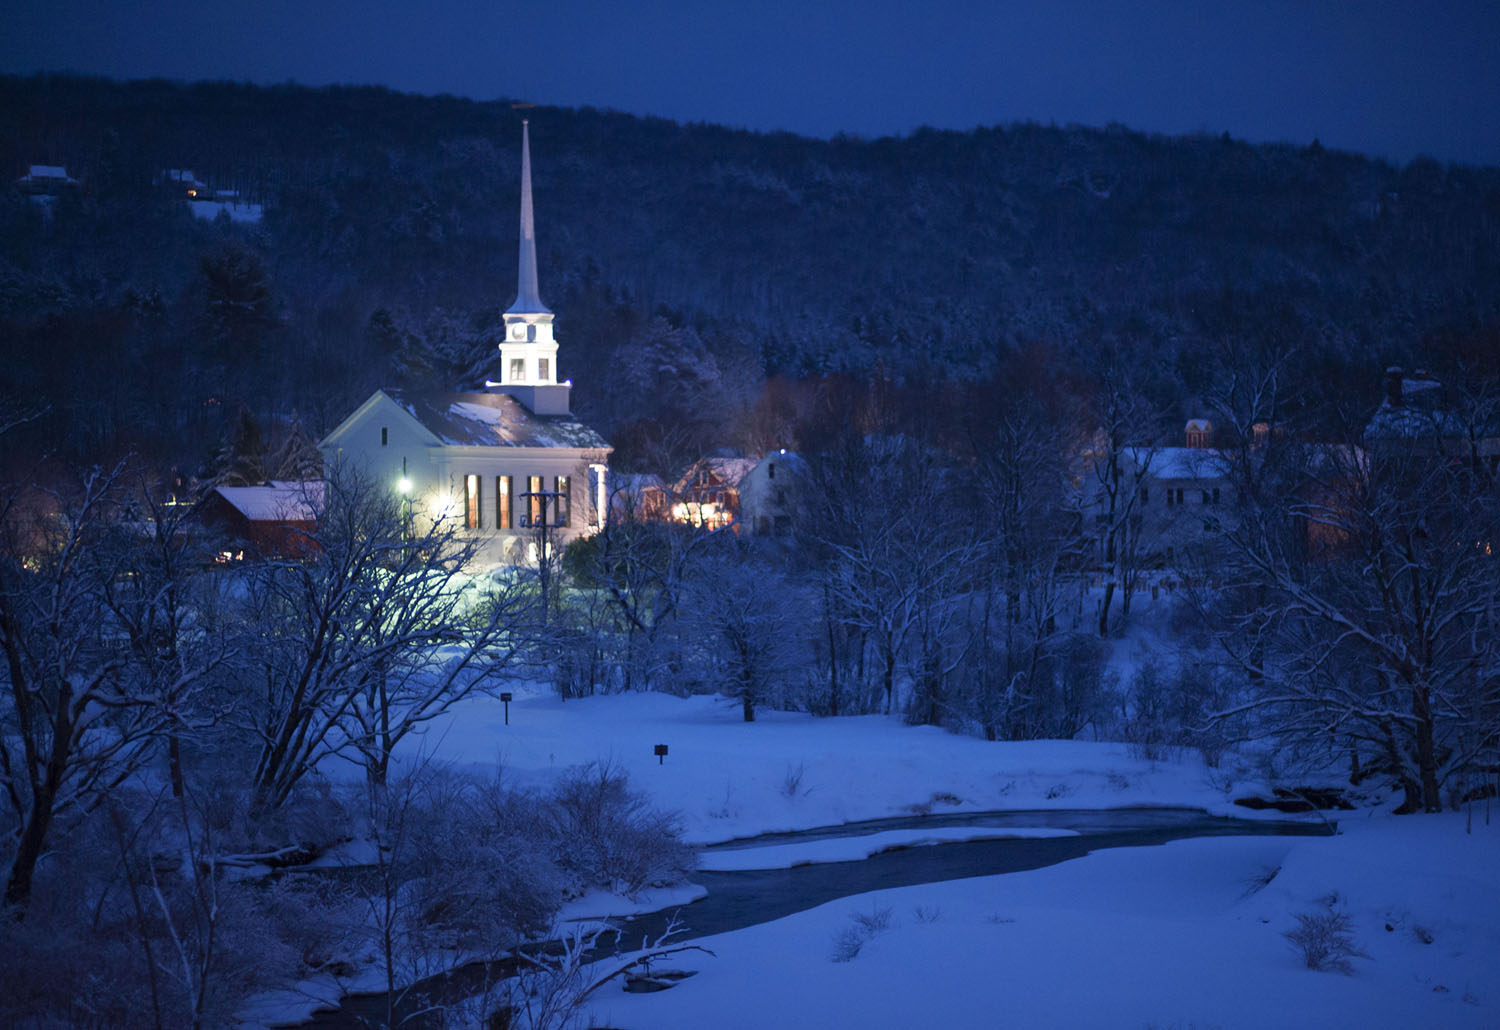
2 73 1499 471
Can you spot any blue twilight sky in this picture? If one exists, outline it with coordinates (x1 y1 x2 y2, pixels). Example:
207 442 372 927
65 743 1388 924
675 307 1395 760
4 0 1499 166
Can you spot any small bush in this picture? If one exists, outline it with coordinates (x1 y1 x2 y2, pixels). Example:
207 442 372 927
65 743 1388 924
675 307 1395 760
830 904 895 962
1283 909 1370 974
549 761 695 895
779 761 808 798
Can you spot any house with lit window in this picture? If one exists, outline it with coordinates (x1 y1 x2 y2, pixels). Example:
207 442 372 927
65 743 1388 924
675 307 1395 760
664 457 756 530
320 122 612 566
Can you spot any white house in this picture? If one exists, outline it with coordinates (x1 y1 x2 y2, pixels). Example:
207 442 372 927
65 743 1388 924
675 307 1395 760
738 450 806 537
320 122 612 566
1087 422 1236 567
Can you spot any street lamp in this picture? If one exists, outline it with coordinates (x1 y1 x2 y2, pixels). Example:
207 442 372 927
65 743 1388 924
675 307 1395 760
398 461 413 557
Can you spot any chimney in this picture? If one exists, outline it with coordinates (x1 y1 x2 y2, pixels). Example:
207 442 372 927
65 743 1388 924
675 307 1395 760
1384 366 1404 407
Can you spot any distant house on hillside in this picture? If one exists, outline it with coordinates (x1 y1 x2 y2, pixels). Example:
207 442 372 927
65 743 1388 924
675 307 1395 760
158 168 213 199
17 165 78 195
198 481 324 559
158 168 264 222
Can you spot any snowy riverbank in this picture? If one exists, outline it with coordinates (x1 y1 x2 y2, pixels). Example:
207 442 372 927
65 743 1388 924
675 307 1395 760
590 815 1500 1029
298 686 1497 1029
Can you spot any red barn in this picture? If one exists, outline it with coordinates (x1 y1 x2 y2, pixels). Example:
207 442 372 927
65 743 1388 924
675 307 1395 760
198 481 324 559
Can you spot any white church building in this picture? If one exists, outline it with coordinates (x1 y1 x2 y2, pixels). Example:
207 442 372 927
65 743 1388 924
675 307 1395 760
320 122 612 565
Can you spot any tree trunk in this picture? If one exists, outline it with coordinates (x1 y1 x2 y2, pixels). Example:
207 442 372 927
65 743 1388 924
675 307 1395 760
882 646 896 716
1412 685 1443 812
168 733 185 799
1098 581 1116 636
5 793 54 906
824 587 840 717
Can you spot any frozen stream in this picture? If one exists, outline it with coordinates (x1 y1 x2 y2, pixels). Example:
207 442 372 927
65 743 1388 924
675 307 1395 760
296 806 1331 1028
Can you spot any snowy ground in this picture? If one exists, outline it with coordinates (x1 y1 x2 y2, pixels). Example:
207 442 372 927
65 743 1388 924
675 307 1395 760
307 687 1498 1029
585 816 1500 1029
384 686 1287 844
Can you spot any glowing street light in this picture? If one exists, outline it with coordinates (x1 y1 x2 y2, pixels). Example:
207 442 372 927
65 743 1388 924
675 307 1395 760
398 461 414 558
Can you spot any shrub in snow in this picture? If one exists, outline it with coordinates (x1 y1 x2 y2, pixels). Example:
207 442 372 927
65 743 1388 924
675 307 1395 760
0 795 328 1029
1121 659 1177 761
1283 909 1370 974
779 761 808 798
831 904 895 962
549 761 695 895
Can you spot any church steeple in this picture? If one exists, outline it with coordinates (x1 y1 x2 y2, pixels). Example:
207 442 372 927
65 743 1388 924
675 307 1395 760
493 120 570 415
507 119 551 316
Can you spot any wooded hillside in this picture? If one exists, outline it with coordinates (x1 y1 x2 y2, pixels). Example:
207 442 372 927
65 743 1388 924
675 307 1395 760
2 74 1498 467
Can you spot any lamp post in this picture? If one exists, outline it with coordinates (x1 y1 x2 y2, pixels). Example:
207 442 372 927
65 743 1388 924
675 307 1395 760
398 459 413 558
518 485 566 619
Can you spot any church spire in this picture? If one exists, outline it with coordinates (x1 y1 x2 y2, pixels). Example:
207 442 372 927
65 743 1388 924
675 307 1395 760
507 119 551 315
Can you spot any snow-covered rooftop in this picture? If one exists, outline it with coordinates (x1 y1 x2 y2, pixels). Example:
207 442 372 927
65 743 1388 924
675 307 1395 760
1123 446 1227 481
1363 400 1472 441
213 480 325 522
701 457 758 487
393 390 610 450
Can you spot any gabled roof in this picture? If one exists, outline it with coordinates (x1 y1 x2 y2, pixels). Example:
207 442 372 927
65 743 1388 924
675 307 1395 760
1364 400 1471 441
755 450 808 474
391 390 609 450
213 481 325 522
678 457 757 491
1123 447 1226 481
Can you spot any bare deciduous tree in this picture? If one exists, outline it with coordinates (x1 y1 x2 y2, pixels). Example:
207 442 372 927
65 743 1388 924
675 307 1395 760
1 465 178 905
235 470 535 812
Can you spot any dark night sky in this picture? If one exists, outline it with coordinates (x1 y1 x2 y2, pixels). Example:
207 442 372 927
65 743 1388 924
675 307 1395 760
5 0 1499 166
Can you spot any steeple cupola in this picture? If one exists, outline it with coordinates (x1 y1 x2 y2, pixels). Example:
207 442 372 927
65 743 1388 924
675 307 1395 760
493 120 570 415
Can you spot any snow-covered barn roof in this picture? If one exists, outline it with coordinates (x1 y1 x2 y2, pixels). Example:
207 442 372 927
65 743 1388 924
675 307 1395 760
213 481 325 522
391 390 609 450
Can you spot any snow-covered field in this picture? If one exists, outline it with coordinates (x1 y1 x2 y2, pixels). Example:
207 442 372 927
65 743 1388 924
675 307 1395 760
389 686 1286 844
323 687 1500 1029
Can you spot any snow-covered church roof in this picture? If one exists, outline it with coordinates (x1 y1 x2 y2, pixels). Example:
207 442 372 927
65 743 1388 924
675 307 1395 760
390 390 609 450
